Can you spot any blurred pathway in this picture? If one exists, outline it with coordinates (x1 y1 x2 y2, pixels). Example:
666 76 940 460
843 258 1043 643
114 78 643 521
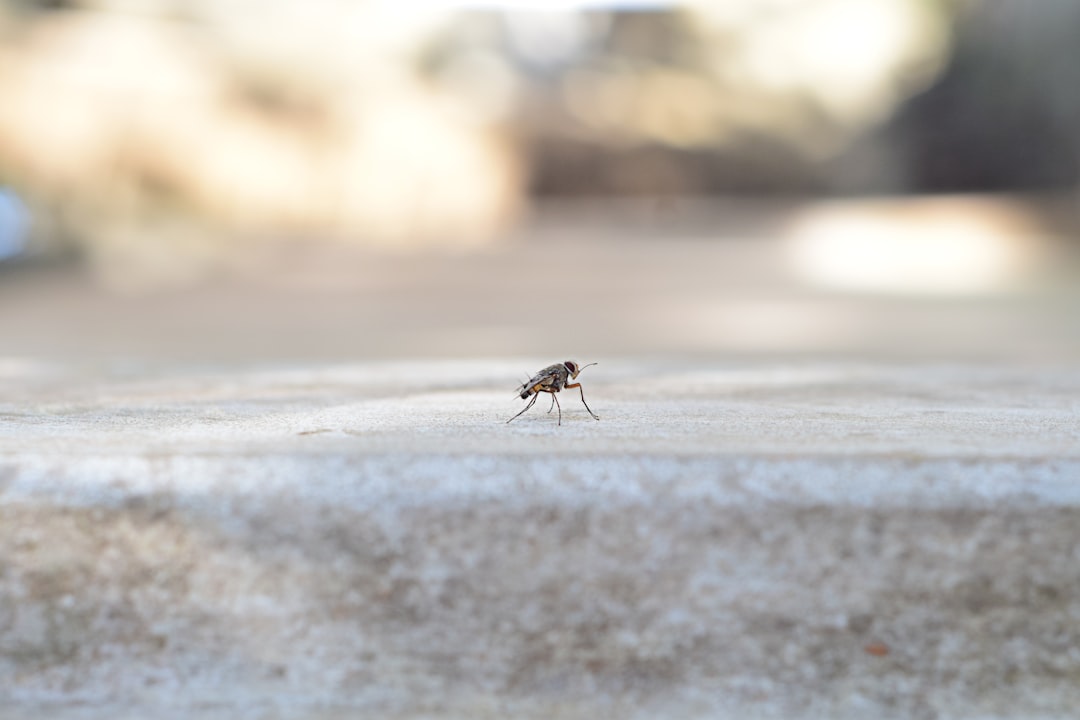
1 198 1078 364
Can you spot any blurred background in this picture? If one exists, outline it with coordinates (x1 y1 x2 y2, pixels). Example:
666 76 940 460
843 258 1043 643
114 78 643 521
1 0 1079 363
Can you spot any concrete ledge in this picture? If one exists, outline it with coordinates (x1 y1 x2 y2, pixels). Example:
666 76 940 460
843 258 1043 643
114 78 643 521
1 361 1078 718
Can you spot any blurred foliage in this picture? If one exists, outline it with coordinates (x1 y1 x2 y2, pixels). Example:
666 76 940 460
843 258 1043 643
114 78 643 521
0 0 1077 288
0 0 521 288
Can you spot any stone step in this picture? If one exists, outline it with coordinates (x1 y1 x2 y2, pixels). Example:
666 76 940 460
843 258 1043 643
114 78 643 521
2 361 1078 719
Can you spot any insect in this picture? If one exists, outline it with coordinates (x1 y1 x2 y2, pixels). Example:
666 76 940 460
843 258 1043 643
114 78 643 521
507 360 600 426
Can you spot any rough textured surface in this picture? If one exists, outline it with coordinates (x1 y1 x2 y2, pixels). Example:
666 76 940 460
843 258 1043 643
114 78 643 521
1 360 1079 719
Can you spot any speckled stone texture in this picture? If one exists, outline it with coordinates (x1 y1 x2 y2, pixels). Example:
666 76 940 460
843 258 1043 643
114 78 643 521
1 361 1079 719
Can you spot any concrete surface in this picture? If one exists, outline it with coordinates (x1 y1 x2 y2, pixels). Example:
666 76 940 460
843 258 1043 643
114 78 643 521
1 359 1079 719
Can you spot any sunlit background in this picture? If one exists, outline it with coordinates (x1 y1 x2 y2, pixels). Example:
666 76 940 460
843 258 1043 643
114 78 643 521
1 0 1078 361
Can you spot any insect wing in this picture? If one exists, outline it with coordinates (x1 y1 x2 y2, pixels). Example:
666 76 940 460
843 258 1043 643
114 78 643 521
517 364 563 397
527 369 557 394
514 372 541 398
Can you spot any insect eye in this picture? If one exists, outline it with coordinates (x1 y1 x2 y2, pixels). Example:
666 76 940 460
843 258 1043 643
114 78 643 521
564 361 576 372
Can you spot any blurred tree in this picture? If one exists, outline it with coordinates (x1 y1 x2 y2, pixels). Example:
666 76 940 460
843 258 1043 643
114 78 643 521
832 0 1080 194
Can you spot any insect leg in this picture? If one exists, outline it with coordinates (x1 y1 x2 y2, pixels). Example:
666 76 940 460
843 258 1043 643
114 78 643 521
564 382 599 420
546 394 556 413
506 393 539 424
550 392 562 425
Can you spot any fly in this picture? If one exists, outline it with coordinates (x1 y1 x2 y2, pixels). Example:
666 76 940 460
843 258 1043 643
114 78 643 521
507 360 600 426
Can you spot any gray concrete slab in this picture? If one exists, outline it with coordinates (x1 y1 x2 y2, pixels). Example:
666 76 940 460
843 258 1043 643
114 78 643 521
1 360 1079 719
